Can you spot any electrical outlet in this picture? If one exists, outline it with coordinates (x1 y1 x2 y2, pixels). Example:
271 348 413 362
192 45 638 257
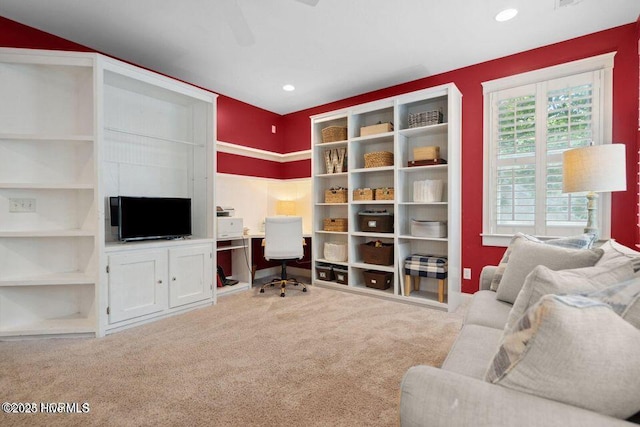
271 125 277 133
9 198 36 213
463 268 471 280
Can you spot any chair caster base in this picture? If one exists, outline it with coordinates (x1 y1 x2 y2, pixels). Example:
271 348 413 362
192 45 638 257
302 288 307 292
259 289 265 293
280 293 285 297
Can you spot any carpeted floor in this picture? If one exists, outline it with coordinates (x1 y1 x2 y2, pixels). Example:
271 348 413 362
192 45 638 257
0 285 465 427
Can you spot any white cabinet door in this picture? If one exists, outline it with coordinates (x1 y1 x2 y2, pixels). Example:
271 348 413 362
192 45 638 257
169 244 213 308
108 250 168 324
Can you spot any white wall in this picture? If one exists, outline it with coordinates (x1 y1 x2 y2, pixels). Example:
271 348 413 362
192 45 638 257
215 174 312 234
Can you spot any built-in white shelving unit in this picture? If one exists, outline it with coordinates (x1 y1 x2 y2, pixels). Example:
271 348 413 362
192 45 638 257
215 236 252 296
311 85 462 312
0 48 217 339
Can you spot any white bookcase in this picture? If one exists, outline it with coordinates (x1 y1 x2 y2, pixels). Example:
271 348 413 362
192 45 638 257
311 84 462 312
0 48 217 339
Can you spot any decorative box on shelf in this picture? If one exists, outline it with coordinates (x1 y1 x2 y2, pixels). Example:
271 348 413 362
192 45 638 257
363 270 393 290
374 187 394 200
364 151 394 168
333 267 348 285
408 158 447 167
360 122 393 137
414 146 440 161
321 126 347 143
353 188 373 201
411 219 447 238
323 218 348 232
324 242 348 262
358 210 393 233
316 264 335 281
324 187 347 203
361 241 394 266
413 180 444 202
408 110 443 128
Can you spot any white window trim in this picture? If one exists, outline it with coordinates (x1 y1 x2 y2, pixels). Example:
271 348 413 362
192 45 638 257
482 53 616 247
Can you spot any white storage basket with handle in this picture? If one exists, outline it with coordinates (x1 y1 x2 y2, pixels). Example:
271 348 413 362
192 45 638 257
324 242 347 262
411 219 447 238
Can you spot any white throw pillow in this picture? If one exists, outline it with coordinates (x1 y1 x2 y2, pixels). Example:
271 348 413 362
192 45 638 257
494 238 603 304
505 259 635 330
597 239 640 272
486 294 640 419
489 233 595 292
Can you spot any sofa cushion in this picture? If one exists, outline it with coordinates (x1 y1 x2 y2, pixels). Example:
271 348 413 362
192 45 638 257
464 290 512 329
441 324 503 380
485 294 640 419
582 276 640 329
489 233 595 291
505 259 635 330
597 239 640 272
495 238 603 304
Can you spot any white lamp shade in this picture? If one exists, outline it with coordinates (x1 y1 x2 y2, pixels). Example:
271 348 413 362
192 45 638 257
562 144 626 193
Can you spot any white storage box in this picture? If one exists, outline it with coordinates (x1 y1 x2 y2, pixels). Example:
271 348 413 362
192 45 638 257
413 180 444 202
411 219 447 238
324 242 347 262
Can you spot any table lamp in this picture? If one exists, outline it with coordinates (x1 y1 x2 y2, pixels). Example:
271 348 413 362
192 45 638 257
276 200 297 216
562 143 626 240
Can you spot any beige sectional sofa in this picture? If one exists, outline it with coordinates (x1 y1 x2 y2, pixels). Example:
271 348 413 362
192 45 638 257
400 236 640 427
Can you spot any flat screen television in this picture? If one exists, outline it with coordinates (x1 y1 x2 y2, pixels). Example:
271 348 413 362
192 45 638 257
110 196 192 241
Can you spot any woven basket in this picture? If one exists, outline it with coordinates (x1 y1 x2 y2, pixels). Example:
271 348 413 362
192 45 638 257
374 187 394 200
408 110 443 128
353 188 373 201
364 151 394 168
323 218 348 232
324 188 347 203
321 126 347 143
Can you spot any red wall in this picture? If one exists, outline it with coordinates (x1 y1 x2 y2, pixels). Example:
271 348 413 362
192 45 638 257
281 23 639 292
637 16 640 245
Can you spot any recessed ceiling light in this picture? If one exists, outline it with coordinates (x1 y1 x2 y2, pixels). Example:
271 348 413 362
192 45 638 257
495 8 518 22
283 84 295 92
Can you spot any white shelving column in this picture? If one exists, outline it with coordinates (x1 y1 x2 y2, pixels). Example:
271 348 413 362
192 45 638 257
311 84 462 312
97 55 217 335
0 49 99 337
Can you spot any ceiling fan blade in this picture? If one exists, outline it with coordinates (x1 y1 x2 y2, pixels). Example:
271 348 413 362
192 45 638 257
225 0 255 46
296 0 319 6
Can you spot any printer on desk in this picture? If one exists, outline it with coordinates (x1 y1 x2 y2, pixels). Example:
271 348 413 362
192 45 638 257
216 206 243 238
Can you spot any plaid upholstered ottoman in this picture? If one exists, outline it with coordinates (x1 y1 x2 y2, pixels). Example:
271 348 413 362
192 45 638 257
404 255 448 302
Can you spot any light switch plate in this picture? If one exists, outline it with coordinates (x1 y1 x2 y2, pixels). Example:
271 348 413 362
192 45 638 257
9 198 36 213
463 268 471 280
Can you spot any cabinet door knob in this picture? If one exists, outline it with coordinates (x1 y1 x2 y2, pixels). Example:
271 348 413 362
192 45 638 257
158 279 163 284
172 277 176 281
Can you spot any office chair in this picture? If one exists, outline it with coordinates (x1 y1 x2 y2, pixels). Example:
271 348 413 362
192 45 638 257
260 216 307 297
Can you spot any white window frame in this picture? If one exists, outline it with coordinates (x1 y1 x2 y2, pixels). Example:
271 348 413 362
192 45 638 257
482 53 615 247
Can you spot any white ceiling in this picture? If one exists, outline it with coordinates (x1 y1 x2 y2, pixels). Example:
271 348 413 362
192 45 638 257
0 0 638 114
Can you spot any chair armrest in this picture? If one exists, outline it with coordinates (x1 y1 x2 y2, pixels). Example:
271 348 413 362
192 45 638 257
400 365 633 427
479 265 498 291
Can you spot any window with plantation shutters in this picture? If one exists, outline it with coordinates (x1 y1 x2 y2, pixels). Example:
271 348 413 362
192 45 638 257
482 54 614 246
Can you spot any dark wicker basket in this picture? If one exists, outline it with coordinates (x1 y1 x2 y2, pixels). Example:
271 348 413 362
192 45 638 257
361 241 394 265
